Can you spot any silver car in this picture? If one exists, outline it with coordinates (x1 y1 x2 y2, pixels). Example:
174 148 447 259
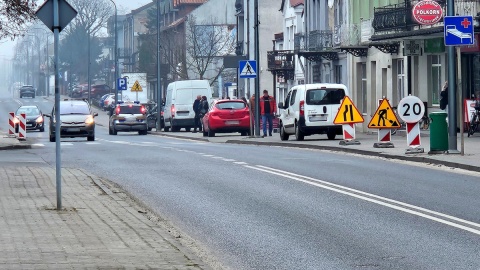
45 99 98 142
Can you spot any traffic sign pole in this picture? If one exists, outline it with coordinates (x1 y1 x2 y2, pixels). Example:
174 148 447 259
53 0 62 210
447 0 459 154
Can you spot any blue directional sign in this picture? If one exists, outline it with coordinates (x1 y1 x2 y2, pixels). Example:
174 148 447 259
117 77 127 91
444 16 474 46
239 60 257 79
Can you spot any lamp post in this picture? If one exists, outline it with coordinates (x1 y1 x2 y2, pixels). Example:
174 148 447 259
156 0 162 130
107 0 119 106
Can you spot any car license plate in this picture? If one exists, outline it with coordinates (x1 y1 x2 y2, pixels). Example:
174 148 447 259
225 120 239 125
67 128 80 132
309 115 328 122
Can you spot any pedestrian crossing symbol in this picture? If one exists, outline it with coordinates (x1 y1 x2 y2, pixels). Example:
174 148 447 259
239 60 257 78
333 96 364 124
368 98 401 128
131 80 143 92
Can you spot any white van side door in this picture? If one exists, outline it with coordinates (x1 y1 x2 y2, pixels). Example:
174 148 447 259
284 89 297 133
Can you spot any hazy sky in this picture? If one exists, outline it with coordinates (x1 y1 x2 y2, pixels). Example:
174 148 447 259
0 0 152 59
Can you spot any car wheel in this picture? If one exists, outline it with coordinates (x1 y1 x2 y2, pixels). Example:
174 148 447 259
208 126 215 137
112 126 117 135
203 131 208 137
172 126 180 132
147 127 152 131
87 134 95 141
164 122 170 132
32 94 35 98
241 131 248 136
49 135 55 142
280 124 289 141
295 122 304 141
20 95 22 98
327 130 336 140
185 127 191 132
39 127 45 132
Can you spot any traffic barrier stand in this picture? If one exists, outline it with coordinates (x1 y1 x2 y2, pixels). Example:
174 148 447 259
17 113 26 141
339 123 361 145
373 128 394 148
405 122 424 154
8 112 15 137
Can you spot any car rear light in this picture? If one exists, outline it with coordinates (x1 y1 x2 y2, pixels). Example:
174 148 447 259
171 105 175 117
115 106 120 115
141 106 146 114
161 111 164 116
299 100 305 116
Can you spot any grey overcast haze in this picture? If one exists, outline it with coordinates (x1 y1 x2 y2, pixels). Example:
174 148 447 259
0 0 152 59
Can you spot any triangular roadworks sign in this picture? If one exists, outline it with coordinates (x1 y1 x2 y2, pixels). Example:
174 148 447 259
131 80 143 92
368 98 401 128
333 96 364 124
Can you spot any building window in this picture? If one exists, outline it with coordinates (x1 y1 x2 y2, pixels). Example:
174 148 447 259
396 59 405 104
360 62 367 113
334 65 342 84
430 55 442 104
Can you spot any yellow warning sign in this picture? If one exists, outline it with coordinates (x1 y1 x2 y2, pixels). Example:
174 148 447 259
333 96 364 124
368 98 401 129
131 80 143 92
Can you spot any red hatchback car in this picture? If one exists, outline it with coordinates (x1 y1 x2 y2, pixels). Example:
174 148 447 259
202 99 251 137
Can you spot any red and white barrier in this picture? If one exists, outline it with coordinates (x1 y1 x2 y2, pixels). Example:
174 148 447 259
378 129 391 142
8 112 15 137
342 123 355 140
17 113 26 140
406 122 421 147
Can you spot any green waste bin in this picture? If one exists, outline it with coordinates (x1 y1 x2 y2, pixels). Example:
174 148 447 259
429 112 448 151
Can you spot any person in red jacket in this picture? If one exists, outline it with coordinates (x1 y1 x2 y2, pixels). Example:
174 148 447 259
259 89 277 137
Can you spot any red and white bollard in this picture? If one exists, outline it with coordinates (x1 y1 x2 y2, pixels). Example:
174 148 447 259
17 113 26 140
8 112 15 137
405 122 423 153
373 129 394 148
339 123 361 145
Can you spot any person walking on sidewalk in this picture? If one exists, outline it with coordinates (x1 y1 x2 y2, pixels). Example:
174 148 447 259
259 90 277 137
192 95 202 133
440 81 448 112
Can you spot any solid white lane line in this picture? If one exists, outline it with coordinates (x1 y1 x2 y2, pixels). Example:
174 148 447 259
257 165 480 229
222 159 236 162
203 154 214 157
246 165 480 236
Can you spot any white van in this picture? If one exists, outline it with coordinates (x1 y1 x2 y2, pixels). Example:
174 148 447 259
163 80 212 132
278 83 349 141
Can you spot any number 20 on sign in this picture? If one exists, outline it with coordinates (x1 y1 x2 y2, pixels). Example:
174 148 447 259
333 96 364 124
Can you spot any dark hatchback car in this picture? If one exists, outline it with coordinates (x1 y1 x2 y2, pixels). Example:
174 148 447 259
19 85 36 98
14 105 44 132
45 99 98 142
83 84 112 99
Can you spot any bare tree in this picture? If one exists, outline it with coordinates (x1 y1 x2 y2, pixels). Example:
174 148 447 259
185 15 236 85
63 0 113 37
0 0 37 40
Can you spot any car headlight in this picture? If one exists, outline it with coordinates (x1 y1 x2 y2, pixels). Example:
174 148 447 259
13 117 19 124
85 116 95 125
36 115 44 123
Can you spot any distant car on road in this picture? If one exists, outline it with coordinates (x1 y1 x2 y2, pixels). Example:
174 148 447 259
44 99 98 142
201 99 250 137
109 101 148 135
83 84 112 99
14 105 44 132
19 85 36 98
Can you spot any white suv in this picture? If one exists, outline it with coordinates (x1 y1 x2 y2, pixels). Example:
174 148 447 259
278 83 349 141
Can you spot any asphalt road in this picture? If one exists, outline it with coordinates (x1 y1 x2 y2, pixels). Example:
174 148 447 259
2 95 480 269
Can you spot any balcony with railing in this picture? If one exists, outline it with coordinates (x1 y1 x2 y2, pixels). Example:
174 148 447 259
294 30 338 61
372 0 479 34
267 50 295 80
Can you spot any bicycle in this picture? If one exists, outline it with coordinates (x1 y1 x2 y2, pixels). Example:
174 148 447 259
468 104 480 137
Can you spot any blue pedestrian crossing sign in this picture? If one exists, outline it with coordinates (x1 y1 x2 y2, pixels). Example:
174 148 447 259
239 60 257 79
444 16 474 46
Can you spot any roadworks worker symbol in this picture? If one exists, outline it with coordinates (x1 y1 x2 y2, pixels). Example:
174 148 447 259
131 80 143 92
240 61 256 76
333 96 364 124
368 98 401 128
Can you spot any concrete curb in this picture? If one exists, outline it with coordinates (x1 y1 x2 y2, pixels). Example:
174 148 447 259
149 131 210 142
224 139 480 173
0 143 32 150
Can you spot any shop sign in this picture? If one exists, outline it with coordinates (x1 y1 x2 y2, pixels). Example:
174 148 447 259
404 40 423 56
412 0 443 25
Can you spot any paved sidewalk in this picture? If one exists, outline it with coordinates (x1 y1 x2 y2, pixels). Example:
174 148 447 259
0 166 209 269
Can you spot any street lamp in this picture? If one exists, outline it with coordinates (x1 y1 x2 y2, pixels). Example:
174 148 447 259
32 27 51 97
107 0 119 107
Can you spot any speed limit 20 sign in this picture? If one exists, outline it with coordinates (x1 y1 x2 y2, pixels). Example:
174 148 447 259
398 96 425 123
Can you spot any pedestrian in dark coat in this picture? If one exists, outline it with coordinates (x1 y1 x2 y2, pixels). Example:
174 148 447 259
192 95 202 132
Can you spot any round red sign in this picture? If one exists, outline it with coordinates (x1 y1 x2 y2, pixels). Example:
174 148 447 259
412 0 443 25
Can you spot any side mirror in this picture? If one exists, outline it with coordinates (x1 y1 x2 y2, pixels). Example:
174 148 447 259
278 102 284 109
93 112 99 117
43 114 51 118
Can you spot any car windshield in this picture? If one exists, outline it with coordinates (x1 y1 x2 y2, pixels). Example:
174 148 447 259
16 107 40 116
216 101 246 110
59 103 90 115
306 88 345 105
119 105 143 114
